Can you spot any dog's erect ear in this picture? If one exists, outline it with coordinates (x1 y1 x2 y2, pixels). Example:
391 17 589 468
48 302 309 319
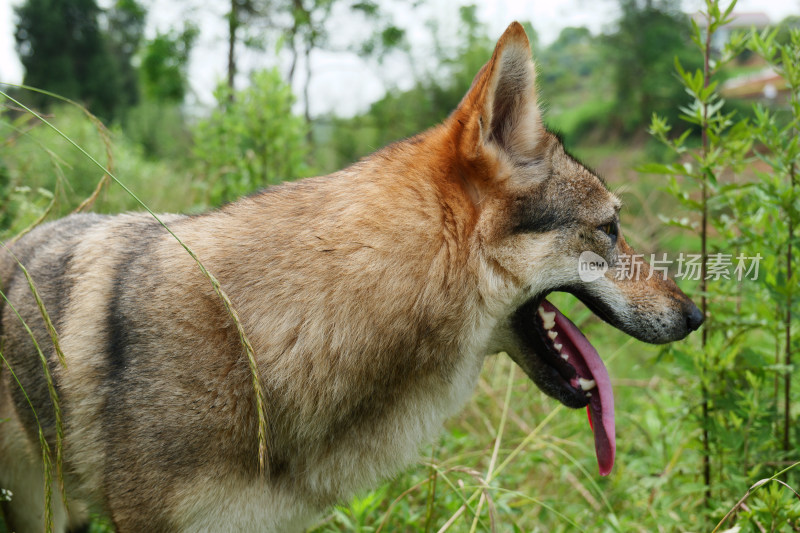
453 22 544 160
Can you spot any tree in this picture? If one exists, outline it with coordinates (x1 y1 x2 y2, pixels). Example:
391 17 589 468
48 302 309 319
774 15 800 46
139 23 198 103
216 0 408 119
283 0 405 123
227 0 269 94
540 26 596 88
284 0 334 123
106 0 147 109
15 0 123 120
311 5 495 170
194 69 309 205
605 0 700 134
123 12 194 161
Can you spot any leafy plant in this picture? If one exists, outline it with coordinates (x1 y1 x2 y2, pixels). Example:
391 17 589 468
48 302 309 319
193 68 309 205
644 0 800 528
746 26 800 457
138 22 198 103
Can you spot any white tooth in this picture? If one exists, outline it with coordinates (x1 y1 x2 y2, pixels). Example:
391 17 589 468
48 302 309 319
579 378 596 391
554 343 563 351
561 353 569 360
586 392 592 397
548 330 558 340
538 308 556 329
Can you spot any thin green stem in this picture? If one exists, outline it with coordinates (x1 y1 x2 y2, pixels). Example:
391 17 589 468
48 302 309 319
0 351 55 533
784 158 795 453
711 461 800 533
468 362 515 533
701 2 713 508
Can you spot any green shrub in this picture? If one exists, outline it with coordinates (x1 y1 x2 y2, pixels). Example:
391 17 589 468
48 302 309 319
644 1 800 529
193 69 310 205
122 101 193 161
0 104 199 236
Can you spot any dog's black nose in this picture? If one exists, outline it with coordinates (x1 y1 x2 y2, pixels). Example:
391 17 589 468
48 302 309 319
686 304 704 332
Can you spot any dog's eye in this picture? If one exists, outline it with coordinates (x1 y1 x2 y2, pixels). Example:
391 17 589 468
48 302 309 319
599 221 618 242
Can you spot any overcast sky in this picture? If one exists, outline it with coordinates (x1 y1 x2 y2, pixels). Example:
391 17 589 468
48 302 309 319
2 0 799 116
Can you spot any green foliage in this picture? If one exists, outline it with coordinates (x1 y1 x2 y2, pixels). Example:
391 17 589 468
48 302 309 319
740 482 800 530
0 118 57 238
0 104 199 238
546 100 616 147
193 69 310 205
14 0 124 120
322 486 390 531
106 0 147 110
311 5 495 171
358 22 407 60
745 25 800 466
605 0 701 135
534 26 615 144
138 23 198 103
774 15 800 47
433 5 495 111
538 27 599 97
645 0 800 529
122 102 193 161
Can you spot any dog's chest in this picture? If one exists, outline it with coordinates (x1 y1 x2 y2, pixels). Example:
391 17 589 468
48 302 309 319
173 342 489 531
302 344 488 497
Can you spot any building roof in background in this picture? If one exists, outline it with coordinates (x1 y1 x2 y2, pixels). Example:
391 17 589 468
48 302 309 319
721 67 788 99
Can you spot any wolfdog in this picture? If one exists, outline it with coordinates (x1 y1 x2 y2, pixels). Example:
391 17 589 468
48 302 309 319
0 22 702 532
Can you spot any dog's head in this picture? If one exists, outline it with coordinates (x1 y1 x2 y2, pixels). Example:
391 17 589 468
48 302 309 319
447 22 702 475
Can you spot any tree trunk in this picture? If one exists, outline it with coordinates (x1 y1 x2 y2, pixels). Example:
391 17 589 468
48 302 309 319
700 9 711 509
287 37 299 87
303 37 313 143
227 0 239 100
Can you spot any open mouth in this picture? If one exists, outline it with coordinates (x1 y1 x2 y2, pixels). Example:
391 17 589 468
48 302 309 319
512 296 616 476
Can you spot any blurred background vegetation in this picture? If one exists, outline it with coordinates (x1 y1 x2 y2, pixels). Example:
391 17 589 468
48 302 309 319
2 0 800 531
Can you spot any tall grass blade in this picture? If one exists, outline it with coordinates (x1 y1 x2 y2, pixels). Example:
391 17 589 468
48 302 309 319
0 285 67 517
0 350 56 533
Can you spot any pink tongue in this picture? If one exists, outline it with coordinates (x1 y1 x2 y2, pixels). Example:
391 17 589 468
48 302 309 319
541 300 616 476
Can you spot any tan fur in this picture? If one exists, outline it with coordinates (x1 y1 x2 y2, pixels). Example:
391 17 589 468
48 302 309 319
0 22 701 532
